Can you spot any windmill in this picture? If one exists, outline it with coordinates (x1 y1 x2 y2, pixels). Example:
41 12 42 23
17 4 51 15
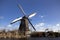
10 4 36 35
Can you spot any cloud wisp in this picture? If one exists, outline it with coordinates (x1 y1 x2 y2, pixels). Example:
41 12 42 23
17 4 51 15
0 16 4 19
34 22 46 32
34 22 60 32
0 22 60 32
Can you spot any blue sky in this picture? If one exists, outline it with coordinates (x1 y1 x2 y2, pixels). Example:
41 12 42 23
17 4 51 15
0 0 60 32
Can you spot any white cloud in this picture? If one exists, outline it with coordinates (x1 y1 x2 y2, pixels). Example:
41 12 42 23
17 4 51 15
0 24 19 32
5 25 13 31
39 15 45 21
34 22 46 32
7 25 12 27
1 22 60 32
34 22 60 32
0 27 5 30
29 22 45 31
56 24 60 26
41 16 44 18
39 15 44 18
35 22 45 27
47 24 60 32
5 24 19 32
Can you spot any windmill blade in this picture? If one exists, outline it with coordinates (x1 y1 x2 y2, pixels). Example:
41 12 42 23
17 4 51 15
28 19 36 31
28 12 36 18
10 17 22 24
17 4 26 16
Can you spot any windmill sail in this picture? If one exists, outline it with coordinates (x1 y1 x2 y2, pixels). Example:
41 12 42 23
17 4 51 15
11 17 22 24
17 4 26 16
28 19 36 31
28 12 36 18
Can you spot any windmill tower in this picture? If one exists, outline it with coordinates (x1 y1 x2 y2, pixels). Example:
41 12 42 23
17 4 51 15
10 4 36 36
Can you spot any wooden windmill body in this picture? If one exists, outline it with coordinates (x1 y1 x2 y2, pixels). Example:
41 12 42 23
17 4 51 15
19 16 29 35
